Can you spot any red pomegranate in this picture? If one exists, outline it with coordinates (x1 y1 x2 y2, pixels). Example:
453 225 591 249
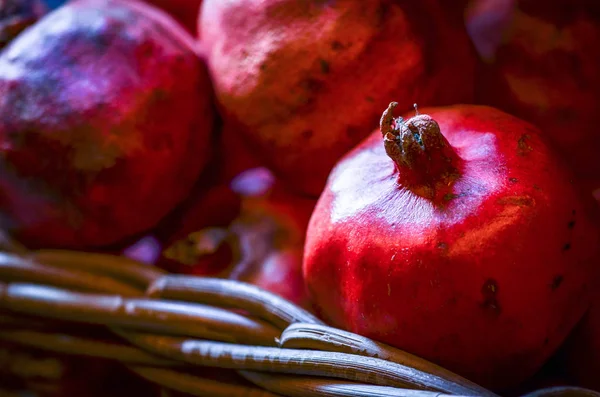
467 0 600 177
160 167 316 307
0 0 215 249
200 0 476 197
303 103 600 389
144 0 202 34
0 0 46 50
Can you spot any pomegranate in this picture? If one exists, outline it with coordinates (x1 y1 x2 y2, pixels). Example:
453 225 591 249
200 0 476 197
156 177 242 275
466 0 600 177
303 103 600 389
160 167 316 307
0 0 46 50
144 0 202 34
0 0 215 248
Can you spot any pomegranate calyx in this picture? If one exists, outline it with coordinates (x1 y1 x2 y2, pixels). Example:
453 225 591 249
380 102 462 200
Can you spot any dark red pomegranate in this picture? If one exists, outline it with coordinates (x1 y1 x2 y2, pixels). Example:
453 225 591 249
303 103 600 389
144 0 202 34
0 0 215 248
0 0 46 50
467 0 600 177
160 167 316 307
200 0 476 197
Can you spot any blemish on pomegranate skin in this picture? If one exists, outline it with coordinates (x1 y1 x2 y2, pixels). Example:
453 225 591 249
481 278 501 315
563 243 571 251
517 134 533 156
331 40 344 51
319 59 330 74
497 196 534 207
301 78 324 93
550 275 564 290
301 129 313 140
509 177 518 183
443 193 460 202
567 220 576 229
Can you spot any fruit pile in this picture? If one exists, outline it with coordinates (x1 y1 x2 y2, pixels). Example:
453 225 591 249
0 0 599 395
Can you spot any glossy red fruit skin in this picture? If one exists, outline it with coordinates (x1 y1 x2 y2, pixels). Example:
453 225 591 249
468 0 600 177
200 0 476 197
144 0 202 34
0 0 215 249
303 105 600 389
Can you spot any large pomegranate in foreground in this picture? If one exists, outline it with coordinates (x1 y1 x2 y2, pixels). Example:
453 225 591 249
0 0 215 248
303 103 600 389
467 0 600 177
200 0 476 197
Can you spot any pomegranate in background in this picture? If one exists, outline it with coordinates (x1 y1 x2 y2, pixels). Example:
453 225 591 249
303 103 600 389
0 0 215 249
159 167 316 307
467 0 600 177
200 0 476 197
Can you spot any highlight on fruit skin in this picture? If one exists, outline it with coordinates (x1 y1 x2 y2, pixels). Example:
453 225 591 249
303 102 600 389
0 0 215 249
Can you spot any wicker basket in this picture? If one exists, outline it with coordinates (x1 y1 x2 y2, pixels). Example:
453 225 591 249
0 232 597 397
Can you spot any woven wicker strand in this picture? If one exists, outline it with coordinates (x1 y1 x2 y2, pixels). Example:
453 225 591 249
0 243 595 397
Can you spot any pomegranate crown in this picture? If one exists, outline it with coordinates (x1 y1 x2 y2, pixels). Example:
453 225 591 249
379 102 445 169
379 102 462 200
